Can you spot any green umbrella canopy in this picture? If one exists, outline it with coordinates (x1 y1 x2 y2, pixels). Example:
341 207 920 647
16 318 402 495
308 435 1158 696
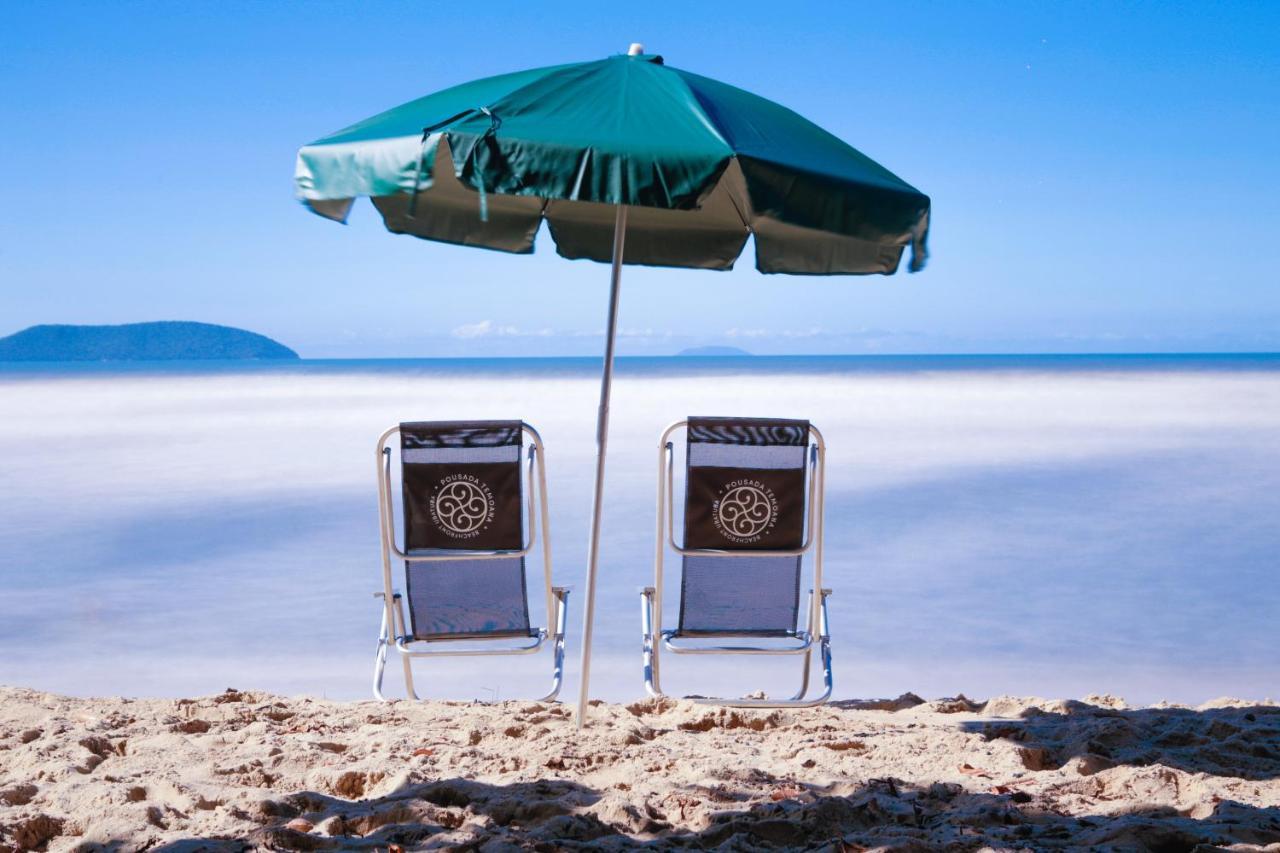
295 52 930 275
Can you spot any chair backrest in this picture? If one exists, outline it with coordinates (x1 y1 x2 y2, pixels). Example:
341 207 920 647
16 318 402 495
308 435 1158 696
679 417 811 636
398 421 532 640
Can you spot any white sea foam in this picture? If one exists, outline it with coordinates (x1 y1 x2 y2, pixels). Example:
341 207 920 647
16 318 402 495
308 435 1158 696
0 363 1277 703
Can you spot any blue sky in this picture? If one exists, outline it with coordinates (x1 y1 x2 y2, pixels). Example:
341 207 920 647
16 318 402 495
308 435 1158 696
1 1 1277 356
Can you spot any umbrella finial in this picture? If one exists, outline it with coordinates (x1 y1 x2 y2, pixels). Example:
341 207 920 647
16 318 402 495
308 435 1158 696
627 43 645 56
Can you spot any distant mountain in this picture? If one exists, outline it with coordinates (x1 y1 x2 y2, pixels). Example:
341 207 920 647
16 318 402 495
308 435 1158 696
675 345 753 357
0 322 299 361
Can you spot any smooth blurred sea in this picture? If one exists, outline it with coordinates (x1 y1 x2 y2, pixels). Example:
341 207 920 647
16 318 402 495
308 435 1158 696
1 354 1277 703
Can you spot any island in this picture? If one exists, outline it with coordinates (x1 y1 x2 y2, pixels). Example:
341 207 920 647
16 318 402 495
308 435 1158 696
0 322 299 361
675 345 753 357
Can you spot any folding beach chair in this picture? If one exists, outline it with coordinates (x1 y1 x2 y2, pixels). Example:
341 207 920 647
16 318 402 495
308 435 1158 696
641 417 832 707
373 420 569 701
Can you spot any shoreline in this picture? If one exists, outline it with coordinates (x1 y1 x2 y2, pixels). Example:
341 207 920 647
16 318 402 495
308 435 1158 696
2 352 1279 383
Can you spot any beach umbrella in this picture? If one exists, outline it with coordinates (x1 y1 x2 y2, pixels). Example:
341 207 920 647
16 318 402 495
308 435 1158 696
294 44 930 725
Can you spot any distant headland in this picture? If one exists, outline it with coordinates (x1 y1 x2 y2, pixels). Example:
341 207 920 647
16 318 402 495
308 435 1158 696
0 322 299 361
675 345 753 357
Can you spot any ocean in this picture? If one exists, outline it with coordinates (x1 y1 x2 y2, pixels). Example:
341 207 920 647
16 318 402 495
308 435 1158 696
1 355 1276 704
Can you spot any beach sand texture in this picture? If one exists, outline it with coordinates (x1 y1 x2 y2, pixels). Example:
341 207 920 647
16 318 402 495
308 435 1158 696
1 687 1278 850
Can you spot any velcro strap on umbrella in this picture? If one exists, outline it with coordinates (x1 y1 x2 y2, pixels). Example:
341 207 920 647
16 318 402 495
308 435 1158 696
472 108 502 223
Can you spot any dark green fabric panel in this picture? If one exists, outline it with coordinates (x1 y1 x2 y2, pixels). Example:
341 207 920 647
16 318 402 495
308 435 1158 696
307 62 577 146
738 155 927 245
670 66 925 196
444 55 733 210
670 66 929 258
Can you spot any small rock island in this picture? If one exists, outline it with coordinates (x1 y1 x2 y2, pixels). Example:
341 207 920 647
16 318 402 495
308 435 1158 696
0 322 299 361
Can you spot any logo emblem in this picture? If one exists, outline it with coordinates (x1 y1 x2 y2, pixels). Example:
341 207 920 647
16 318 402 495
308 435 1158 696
430 474 495 538
713 479 778 543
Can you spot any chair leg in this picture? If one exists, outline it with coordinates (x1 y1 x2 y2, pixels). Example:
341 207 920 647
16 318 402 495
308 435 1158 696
787 589 816 702
788 649 813 702
816 636 833 703
815 588 834 701
536 587 570 703
389 594 420 701
682 589 834 709
382 591 564 703
641 587 663 697
372 602 390 701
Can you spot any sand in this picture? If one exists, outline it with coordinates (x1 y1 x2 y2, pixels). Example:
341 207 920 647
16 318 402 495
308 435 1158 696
1 687 1278 851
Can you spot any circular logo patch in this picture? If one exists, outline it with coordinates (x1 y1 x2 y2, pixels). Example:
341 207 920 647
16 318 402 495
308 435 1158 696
713 479 778 543
430 474 495 538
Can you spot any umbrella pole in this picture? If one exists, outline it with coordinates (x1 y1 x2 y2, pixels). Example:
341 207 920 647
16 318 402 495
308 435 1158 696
576 204 628 727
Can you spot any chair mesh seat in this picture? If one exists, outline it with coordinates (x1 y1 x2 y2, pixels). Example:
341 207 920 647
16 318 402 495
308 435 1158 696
406 555 533 639
678 416 810 637
399 421 532 641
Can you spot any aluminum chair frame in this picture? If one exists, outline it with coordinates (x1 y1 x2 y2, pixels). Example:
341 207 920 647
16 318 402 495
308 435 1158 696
641 419 833 708
373 422 569 701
